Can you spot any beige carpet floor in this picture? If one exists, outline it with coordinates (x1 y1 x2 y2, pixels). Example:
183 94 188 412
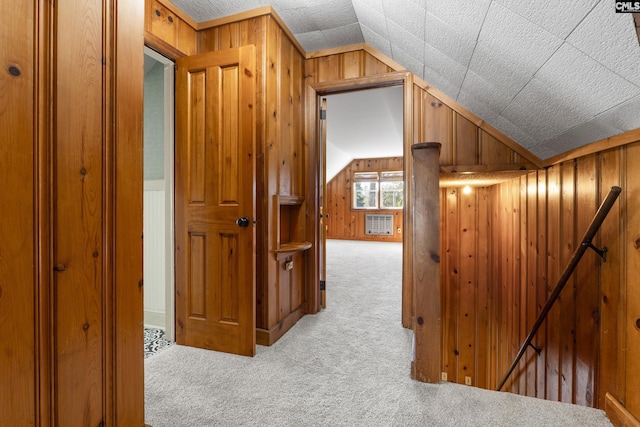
144 239 611 426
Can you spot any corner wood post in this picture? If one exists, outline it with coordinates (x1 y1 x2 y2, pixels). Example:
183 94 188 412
411 142 442 383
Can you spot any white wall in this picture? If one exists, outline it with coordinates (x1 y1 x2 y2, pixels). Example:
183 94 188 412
144 180 166 329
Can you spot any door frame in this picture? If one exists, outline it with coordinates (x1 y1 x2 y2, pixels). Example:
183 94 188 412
305 71 414 327
143 46 176 341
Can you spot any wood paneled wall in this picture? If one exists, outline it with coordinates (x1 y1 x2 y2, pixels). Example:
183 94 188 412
145 0 197 56
439 141 640 418
326 157 404 242
1 1 144 424
184 12 307 344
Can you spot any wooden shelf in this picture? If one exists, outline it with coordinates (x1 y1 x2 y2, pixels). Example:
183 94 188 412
274 241 312 260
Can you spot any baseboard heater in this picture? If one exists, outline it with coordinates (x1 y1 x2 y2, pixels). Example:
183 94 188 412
365 214 394 236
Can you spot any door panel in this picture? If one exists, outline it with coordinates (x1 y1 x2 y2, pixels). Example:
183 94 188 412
175 46 256 356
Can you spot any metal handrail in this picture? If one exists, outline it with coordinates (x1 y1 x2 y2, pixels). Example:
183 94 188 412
497 186 622 392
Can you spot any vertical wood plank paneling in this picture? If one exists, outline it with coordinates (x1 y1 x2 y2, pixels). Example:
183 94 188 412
454 113 478 166
518 176 528 395
625 143 640 416
113 1 145 421
481 131 513 165
325 157 404 242
476 187 490 389
545 165 561 401
559 161 576 403
458 189 477 385
575 154 598 407
55 0 104 423
341 51 363 78
598 149 623 407
526 172 539 398
422 93 453 164
0 2 36 424
442 188 459 381
536 171 549 399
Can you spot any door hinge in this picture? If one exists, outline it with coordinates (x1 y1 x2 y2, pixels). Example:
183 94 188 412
320 109 326 120
320 280 326 291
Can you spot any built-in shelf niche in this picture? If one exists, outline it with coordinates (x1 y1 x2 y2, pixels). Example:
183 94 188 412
274 195 311 261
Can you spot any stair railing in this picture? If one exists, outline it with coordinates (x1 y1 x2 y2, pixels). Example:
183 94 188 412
497 186 622 392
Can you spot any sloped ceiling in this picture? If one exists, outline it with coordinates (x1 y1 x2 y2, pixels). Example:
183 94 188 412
169 0 640 160
325 86 404 180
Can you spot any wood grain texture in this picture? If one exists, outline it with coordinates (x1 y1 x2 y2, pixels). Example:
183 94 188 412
0 2 36 424
326 157 404 242
411 143 441 383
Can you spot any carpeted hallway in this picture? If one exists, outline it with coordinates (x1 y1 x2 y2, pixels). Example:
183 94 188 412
144 239 611 426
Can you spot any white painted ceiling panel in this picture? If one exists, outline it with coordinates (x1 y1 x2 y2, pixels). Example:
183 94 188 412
423 12 477 67
567 2 640 86
494 0 600 39
352 1 388 39
387 20 425 61
360 25 393 58
502 77 589 143
535 43 640 117
458 70 517 116
383 0 426 40
170 0 640 160
423 43 468 89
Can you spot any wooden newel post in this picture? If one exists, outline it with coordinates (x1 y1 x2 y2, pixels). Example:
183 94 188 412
411 142 441 383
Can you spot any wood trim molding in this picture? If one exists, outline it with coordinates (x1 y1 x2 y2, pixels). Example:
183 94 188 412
144 30 187 61
606 393 640 427
544 128 640 167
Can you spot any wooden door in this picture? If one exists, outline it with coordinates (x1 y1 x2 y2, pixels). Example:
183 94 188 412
319 98 328 308
175 46 256 356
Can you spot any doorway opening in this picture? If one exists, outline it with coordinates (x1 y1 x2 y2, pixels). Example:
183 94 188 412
312 74 412 325
323 86 404 303
143 47 176 348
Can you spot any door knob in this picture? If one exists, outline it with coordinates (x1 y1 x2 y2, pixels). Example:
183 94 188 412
236 217 250 227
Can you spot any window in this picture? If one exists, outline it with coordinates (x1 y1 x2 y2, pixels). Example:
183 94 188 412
353 172 379 209
353 171 403 209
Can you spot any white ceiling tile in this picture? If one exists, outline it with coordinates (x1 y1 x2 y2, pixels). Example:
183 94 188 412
309 0 358 30
491 115 541 151
353 0 384 14
493 0 600 39
501 77 590 142
421 65 463 101
426 0 492 40
476 2 563 74
361 25 393 57
387 20 425 61
458 69 516 114
424 12 477 66
466 42 535 95
535 42 640 116
277 8 320 34
542 118 623 153
352 1 388 38
382 0 426 39
295 31 329 52
392 47 424 76
567 0 640 86
322 24 364 47
456 90 499 123
258 0 300 10
594 95 640 131
528 143 562 159
423 43 468 88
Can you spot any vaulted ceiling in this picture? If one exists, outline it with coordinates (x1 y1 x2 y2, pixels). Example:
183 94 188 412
169 0 640 160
